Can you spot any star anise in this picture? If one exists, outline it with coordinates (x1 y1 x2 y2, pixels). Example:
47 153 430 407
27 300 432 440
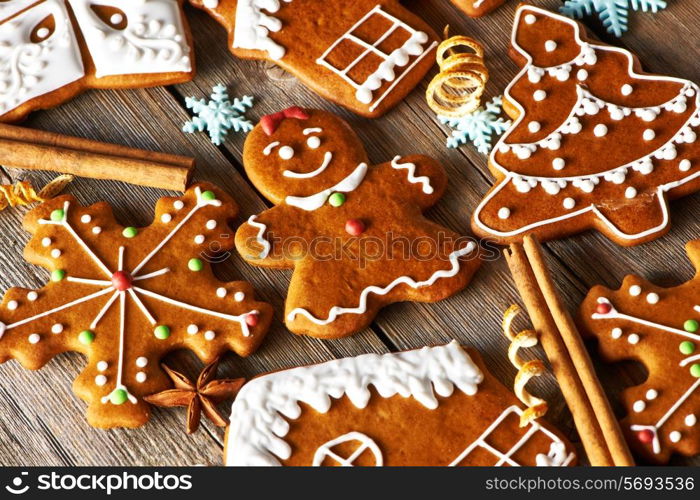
144 357 245 434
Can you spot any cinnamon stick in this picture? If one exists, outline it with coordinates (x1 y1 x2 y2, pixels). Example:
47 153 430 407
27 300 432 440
505 243 614 466
522 235 635 466
0 123 194 191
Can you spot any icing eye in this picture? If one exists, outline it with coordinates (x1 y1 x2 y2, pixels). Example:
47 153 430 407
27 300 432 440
278 146 294 160
306 136 321 149
31 16 55 43
90 5 127 30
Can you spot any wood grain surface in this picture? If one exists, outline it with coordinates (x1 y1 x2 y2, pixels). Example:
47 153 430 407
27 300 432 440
0 0 698 466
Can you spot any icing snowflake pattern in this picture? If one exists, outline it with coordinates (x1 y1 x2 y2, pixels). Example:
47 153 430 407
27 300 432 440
439 96 512 154
561 0 667 37
183 84 254 145
0 184 271 428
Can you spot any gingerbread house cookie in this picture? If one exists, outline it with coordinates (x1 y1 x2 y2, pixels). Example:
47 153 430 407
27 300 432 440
1 0 194 122
235 107 480 338
0 183 272 428
189 0 438 118
472 5 700 246
224 341 576 466
580 240 700 463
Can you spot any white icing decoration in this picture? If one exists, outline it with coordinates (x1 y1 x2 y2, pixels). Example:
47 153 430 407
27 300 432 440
51 249 62 258
669 431 681 443
247 215 271 259
81 215 92 223
593 124 608 137
685 414 697 427
679 159 691 172
206 219 217 230
110 14 123 25
51 323 63 334
286 162 368 211
161 213 172 223
92 226 102 234
306 136 321 149
625 186 637 199
226 341 484 465
474 6 700 242
135 372 147 383
136 356 148 368
66 0 191 78
203 0 219 8
552 158 565 170
233 0 289 60
633 400 646 412
263 141 280 156
97 361 108 372
27 291 38 301
234 292 245 302
316 5 437 112
646 389 658 400
7 300 17 311
28 333 40 344
544 40 557 52
204 330 215 341
528 121 541 133
563 197 575 209
303 128 322 135
647 292 660 304
533 90 546 101
611 327 622 339
312 432 382 466
216 287 227 298
498 207 511 219
174 200 184 210
0 0 85 116
278 145 294 160
41 237 52 247
390 156 434 194
628 333 640 344
577 69 588 81
95 375 107 386
187 324 198 335
643 129 656 141
287 245 475 325
629 285 641 296
622 84 633 96
283 151 332 179
524 14 537 24
194 234 205 244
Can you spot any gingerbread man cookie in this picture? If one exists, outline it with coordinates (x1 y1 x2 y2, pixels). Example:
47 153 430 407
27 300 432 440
0 183 272 428
225 341 576 466
579 240 700 463
235 107 480 338
188 0 438 118
450 0 507 18
472 5 700 246
1 0 194 122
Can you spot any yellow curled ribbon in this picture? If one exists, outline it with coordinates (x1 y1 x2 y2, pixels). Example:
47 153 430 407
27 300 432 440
502 304 548 427
426 28 489 118
0 175 73 211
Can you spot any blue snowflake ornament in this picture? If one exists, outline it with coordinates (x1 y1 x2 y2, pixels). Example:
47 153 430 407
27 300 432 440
439 96 512 155
183 84 254 145
561 0 667 37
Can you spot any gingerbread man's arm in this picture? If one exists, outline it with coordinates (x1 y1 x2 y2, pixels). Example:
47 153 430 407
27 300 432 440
235 205 306 269
372 154 448 210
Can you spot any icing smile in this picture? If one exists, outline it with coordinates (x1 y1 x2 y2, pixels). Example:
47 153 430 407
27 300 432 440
283 151 333 179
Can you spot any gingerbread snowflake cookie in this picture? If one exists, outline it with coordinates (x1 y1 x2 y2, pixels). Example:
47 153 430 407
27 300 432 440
472 6 700 246
225 341 576 466
0 183 272 428
579 240 700 463
235 107 480 338
188 0 438 118
1 0 194 122
450 0 507 18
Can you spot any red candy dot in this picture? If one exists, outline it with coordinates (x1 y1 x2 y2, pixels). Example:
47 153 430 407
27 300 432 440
245 313 259 327
111 271 133 291
637 429 654 444
595 302 612 314
345 219 366 236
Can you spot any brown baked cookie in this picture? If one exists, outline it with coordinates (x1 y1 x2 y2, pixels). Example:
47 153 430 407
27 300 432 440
189 0 438 118
0 183 272 428
1 0 195 122
235 107 480 339
579 240 700 463
472 5 700 246
450 0 507 18
224 341 576 466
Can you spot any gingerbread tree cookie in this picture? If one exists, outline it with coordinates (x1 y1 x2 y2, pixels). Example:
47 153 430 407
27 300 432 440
0 183 272 428
225 341 576 466
188 0 438 118
235 107 480 338
472 6 700 246
579 240 700 463
449 0 507 18
1 0 194 122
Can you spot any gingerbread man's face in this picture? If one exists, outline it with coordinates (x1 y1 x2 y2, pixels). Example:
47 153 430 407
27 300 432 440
243 109 369 205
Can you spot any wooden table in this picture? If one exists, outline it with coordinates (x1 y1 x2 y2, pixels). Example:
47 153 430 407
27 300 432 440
0 0 698 466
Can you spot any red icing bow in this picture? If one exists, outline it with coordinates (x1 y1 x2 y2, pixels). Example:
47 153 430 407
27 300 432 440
260 106 309 135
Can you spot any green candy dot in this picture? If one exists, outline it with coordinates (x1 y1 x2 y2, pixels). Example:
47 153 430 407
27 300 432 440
78 330 95 345
110 389 128 405
51 269 66 282
188 258 203 272
329 192 346 207
691 364 700 378
201 190 216 201
684 319 699 333
154 325 171 340
50 209 65 222
122 227 138 238
680 341 696 355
